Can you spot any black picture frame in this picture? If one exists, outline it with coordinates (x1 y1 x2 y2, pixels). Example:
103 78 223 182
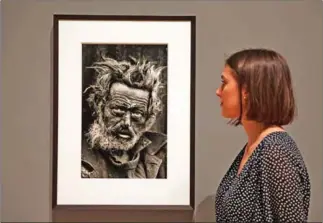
52 14 196 222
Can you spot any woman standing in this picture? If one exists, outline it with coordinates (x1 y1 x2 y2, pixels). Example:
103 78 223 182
215 48 311 222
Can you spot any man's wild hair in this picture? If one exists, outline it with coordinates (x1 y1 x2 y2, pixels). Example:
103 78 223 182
84 54 167 131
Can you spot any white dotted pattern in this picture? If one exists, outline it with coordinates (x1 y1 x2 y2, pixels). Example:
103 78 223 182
215 131 311 222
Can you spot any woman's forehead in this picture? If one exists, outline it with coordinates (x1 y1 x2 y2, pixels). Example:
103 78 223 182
222 66 235 79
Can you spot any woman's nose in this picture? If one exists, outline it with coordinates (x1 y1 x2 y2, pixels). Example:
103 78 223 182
216 88 221 97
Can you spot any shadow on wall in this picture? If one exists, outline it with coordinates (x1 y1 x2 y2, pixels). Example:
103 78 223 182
193 195 216 222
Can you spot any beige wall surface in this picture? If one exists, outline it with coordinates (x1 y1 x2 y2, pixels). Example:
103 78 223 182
1 0 322 222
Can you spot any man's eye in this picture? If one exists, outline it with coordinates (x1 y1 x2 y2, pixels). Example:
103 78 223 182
131 112 142 118
112 108 125 115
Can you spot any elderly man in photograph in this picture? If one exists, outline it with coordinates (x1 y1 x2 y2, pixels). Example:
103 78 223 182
81 56 167 179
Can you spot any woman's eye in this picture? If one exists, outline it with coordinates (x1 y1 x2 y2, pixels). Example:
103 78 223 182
220 80 226 89
221 79 227 85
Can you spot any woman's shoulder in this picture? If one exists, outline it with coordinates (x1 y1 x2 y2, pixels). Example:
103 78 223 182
261 130 294 147
258 131 298 154
257 131 308 172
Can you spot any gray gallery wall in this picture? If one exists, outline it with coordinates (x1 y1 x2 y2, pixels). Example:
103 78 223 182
1 0 322 222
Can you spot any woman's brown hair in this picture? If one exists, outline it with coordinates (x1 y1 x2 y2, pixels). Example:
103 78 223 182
226 48 297 127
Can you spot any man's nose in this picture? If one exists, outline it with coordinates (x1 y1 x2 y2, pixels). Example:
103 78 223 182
123 112 131 127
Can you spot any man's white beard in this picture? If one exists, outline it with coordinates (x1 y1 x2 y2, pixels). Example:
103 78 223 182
86 118 142 151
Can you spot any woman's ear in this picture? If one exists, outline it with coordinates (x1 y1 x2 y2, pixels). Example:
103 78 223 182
241 86 248 101
241 87 249 119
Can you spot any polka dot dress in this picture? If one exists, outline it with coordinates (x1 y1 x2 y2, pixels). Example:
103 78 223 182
215 131 311 222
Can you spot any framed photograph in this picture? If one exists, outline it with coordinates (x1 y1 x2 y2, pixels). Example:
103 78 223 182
52 14 195 212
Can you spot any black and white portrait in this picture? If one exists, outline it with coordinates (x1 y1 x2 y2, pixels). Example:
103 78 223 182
81 44 168 179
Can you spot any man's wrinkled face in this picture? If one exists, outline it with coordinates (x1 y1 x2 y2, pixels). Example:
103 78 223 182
103 82 149 151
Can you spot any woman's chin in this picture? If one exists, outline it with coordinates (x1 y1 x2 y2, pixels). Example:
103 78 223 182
222 111 239 119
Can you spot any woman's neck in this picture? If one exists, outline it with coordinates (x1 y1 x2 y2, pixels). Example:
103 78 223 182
241 119 284 156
